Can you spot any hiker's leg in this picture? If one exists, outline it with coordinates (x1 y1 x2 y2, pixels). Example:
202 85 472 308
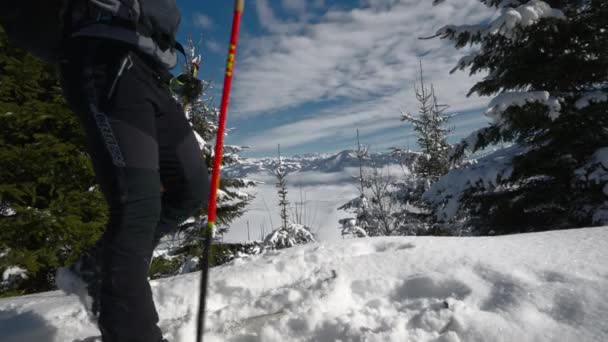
60 39 163 342
153 87 209 247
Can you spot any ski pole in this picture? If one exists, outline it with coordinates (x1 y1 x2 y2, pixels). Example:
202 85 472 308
196 1 245 341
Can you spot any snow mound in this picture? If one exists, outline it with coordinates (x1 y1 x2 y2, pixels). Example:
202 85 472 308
1 228 608 342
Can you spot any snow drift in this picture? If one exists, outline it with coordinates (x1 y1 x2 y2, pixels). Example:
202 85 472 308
1 227 607 342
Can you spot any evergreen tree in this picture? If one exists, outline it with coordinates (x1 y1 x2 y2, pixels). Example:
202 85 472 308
338 217 369 238
275 145 289 230
263 222 315 250
339 132 402 237
401 62 452 182
391 63 453 236
181 39 256 232
431 0 608 234
150 40 256 277
362 165 401 236
187 79 254 233
260 144 315 249
0 29 106 296
338 130 371 238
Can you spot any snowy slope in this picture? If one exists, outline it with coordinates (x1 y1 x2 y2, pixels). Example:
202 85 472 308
1 228 607 342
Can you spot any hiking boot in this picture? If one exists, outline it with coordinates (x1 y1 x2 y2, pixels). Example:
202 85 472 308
56 245 102 322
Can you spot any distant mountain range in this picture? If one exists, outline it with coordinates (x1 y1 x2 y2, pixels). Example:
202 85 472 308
223 149 418 178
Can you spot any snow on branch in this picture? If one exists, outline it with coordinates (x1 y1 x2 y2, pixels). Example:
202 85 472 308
263 223 315 250
338 195 369 212
488 0 564 37
575 91 608 110
339 218 369 238
423 145 525 220
437 0 565 41
451 54 477 73
486 91 562 122
576 147 608 189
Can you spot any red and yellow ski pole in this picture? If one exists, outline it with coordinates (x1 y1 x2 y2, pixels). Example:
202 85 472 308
196 1 244 341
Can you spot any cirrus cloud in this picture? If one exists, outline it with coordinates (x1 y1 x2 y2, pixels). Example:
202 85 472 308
231 0 498 156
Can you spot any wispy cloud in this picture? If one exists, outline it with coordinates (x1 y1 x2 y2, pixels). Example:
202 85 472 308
281 0 307 16
194 13 214 29
236 70 489 154
232 0 496 155
254 0 310 33
206 39 223 54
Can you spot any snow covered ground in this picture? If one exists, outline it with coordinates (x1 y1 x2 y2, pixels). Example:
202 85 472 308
1 227 607 341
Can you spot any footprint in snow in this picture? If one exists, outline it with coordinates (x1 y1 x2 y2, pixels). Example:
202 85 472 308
375 241 415 253
392 276 472 302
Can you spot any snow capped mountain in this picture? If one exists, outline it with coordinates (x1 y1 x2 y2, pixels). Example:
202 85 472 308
223 149 413 179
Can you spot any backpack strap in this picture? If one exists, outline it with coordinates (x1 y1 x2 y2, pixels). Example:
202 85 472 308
175 41 186 59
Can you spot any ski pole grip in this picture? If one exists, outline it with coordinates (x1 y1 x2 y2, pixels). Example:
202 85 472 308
235 0 245 12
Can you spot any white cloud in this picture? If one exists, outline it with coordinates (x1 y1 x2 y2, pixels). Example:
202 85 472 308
194 13 214 29
206 40 222 54
236 69 489 155
311 0 325 9
235 0 497 155
282 0 307 15
254 0 303 33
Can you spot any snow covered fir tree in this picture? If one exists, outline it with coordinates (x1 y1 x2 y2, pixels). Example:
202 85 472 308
339 131 405 237
425 0 608 235
150 40 257 277
339 65 454 238
182 39 256 232
400 62 452 183
275 145 290 231
182 65 255 232
338 131 372 238
391 63 454 235
263 145 315 249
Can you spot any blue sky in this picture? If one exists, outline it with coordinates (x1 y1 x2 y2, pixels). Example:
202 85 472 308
175 0 495 158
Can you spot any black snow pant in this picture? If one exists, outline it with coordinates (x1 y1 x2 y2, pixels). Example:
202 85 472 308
59 38 209 342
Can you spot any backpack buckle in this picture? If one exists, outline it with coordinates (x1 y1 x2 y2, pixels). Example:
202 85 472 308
95 12 113 23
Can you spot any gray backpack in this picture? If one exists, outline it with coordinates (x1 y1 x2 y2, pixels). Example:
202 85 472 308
0 0 181 64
